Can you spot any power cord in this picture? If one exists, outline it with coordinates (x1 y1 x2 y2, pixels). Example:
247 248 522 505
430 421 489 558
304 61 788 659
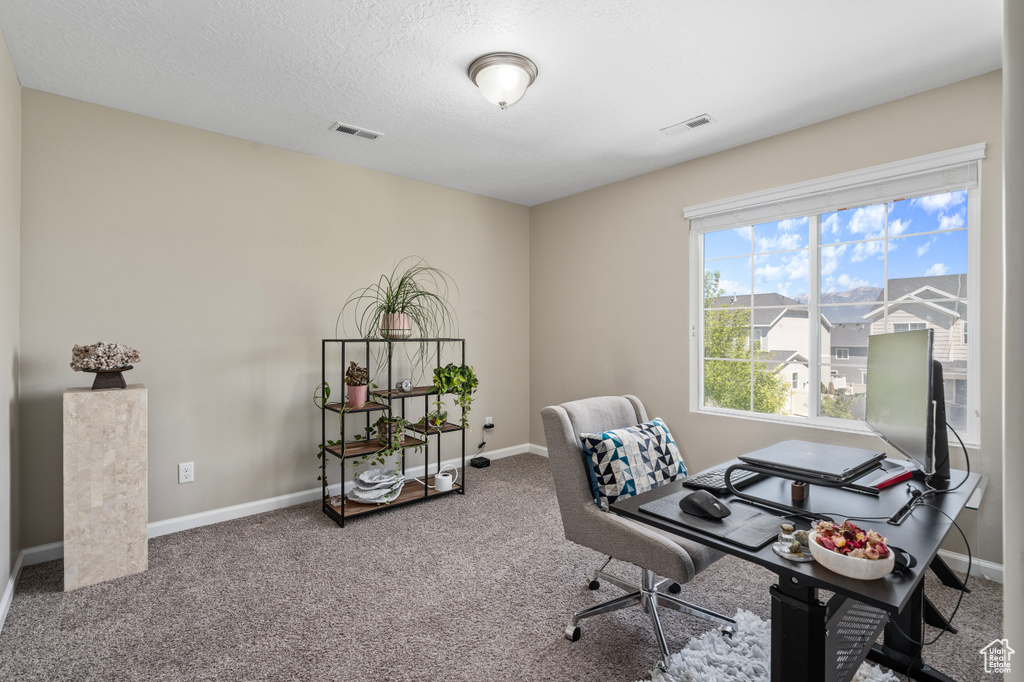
882 505 971 650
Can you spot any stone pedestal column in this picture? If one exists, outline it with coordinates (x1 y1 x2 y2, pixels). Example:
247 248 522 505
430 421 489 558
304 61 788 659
63 384 148 591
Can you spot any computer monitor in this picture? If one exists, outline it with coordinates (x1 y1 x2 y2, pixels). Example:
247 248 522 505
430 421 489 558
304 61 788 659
864 329 951 485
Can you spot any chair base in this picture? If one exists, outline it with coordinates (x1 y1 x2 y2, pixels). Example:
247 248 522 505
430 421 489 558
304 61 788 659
566 560 735 668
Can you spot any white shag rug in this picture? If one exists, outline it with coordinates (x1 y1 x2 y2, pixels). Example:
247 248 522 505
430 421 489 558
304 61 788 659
646 610 898 682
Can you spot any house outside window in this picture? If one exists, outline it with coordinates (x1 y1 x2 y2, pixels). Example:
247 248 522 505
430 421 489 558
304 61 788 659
686 145 981 444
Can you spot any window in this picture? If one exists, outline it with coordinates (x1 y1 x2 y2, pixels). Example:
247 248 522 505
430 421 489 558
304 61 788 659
686 144 981 443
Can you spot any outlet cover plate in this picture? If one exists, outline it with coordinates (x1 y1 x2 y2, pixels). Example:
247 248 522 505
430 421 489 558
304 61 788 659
178 462 194 484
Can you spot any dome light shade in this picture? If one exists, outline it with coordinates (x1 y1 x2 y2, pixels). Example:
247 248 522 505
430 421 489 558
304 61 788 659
469 53 538 110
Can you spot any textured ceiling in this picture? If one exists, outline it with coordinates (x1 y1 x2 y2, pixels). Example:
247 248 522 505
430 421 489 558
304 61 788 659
0 0 1003 206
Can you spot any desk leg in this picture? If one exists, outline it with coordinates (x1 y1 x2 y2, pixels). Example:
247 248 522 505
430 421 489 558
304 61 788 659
771 579 828 682
867 581 958 682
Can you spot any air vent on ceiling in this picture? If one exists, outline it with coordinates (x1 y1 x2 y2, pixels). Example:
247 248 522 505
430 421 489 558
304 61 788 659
330 121 383 140
659 113 715 136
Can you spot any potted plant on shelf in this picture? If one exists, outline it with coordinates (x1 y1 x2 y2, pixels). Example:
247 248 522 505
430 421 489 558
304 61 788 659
372 414 410 448
337 256 459 371
432 363 479 428
344 361 370 406
418 391 449 431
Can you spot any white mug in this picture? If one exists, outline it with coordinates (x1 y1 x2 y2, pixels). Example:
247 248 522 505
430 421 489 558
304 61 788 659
433 465 459 492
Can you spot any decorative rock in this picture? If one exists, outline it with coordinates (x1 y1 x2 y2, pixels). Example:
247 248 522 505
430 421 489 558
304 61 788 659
70 342 141 371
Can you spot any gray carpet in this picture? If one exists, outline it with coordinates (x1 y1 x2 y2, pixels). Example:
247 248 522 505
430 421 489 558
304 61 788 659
0 454 1003 681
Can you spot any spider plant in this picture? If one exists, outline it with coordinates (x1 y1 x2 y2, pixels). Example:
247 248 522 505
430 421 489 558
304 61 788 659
336 257 459 374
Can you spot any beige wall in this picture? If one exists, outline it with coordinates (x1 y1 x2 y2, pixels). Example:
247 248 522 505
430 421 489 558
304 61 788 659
0 29 21 585
19 90 530 547
1003 1 1023 668
530 72 1004 564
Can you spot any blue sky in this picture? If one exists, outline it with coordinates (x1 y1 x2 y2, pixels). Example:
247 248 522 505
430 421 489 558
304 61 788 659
704 190 968 298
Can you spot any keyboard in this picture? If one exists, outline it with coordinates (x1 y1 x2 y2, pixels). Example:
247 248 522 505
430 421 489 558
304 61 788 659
683 467 767 495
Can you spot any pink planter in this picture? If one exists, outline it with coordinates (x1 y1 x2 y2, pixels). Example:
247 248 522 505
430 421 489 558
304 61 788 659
347 384 368 407
380 313 412 339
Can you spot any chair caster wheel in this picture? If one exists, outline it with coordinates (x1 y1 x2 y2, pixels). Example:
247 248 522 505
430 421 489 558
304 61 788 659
565 624 581 642
720 625 735 638
668 582 681 594
587 579 600 590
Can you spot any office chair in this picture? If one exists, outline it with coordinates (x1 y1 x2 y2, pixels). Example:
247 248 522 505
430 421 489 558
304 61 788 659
541 395 734 666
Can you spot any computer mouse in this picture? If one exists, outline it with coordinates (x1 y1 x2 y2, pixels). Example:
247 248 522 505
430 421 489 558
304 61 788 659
679 490 732 519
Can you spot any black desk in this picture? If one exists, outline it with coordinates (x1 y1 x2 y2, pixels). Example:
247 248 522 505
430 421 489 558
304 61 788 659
611 462 980 682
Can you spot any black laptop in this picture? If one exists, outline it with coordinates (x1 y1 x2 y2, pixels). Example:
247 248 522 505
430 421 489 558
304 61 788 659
738 439 885 484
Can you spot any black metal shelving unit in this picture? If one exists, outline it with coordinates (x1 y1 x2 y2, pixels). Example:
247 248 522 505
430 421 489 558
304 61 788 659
319 338 467 527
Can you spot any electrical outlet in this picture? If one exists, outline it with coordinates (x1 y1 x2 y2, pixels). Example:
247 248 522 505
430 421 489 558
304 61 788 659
178 462 194 484
485 416 493 426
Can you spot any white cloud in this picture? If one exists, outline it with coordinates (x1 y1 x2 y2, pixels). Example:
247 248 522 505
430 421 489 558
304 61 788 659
925 263 949 276
849 204 885 235
785 251 809 281
890 218 911 236
916 239 933 257
821 244 847 277
756 232 803 252
822 213 839 236
736 226 752 241
777 217 808 232
911 192 966 213
718 279 750 295
938 213 965 231
836 273 870 289
755 263 783 281
851 239 886 263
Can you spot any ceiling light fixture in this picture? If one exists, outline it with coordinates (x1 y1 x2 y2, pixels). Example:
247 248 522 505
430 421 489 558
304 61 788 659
468 53 538 110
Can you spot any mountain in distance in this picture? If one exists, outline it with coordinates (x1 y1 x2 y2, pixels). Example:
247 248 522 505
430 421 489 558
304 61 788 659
793 286 882 323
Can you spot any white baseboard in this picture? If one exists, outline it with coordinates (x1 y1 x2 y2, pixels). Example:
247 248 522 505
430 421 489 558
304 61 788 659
0 550 25 637
937 549 1004 583
147 488 322 538
21 541 63 567
527 443 547 457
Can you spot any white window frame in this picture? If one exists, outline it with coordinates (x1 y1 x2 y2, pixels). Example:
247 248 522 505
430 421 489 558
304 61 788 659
835 348 850 360
686 144 983 446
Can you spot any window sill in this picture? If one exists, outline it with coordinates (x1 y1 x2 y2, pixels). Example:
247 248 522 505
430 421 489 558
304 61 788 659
691 405 980 449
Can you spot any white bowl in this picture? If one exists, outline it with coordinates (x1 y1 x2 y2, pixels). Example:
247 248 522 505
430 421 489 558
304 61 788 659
807 531 895 580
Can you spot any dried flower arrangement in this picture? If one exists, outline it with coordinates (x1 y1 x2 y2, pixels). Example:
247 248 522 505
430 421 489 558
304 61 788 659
812 520 890 560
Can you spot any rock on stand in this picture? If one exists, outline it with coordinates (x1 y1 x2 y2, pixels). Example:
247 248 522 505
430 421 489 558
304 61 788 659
70 342 141 389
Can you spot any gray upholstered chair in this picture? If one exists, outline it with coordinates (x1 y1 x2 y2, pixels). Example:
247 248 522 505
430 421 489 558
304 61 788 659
541 395 734 665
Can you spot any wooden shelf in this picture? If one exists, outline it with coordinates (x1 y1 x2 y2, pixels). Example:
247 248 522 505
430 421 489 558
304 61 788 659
319 337 467 527
324 435 426 459
371 385 436 400
407 420 463 434
323 401 389 414
328 477 463 518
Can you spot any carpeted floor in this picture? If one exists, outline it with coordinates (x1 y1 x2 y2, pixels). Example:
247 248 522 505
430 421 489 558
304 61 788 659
0 454 1004 681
